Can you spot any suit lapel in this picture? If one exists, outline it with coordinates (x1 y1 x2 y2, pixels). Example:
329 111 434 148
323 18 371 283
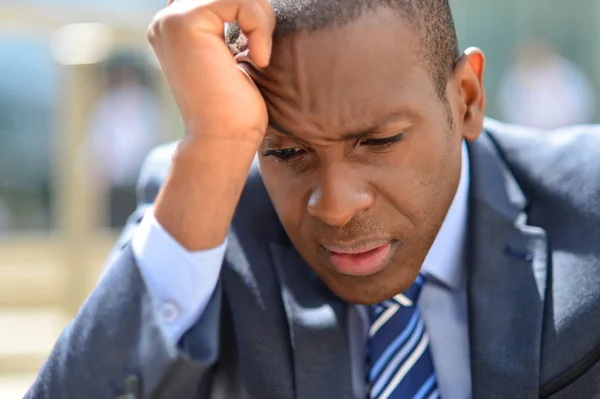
467 133 548 398
269 242 356 399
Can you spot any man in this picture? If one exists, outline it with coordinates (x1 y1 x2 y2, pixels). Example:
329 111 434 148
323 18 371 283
27 0 600 398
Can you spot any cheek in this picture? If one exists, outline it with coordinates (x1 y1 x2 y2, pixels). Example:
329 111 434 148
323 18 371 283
259 162 307 230
373 128 454 227
408 133 460 230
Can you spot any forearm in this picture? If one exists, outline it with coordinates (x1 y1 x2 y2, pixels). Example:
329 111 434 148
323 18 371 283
154 136 259 251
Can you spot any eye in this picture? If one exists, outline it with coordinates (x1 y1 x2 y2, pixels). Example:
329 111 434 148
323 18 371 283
262 147 305 161
360 132 405 147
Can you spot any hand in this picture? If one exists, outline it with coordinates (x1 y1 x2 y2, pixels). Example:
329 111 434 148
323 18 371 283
148 0 275 142
147 0 276 250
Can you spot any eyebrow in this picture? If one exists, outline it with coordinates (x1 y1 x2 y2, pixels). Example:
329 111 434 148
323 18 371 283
267 110 413 142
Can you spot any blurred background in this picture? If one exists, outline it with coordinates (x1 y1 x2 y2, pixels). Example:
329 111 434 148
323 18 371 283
0 0 599 397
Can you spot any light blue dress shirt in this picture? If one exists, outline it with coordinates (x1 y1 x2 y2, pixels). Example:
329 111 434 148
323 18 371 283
132 142 472 399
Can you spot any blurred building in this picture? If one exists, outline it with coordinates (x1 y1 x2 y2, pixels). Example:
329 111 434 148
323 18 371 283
1 0 600 398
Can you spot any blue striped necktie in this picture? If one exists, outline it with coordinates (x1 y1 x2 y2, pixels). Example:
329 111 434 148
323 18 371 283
367 274 440 399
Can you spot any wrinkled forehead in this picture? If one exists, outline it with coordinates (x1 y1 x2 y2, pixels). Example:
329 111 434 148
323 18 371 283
254 8 436 137
268 8 422 83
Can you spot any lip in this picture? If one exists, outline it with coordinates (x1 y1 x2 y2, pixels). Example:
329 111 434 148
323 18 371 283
323 240 391 254
324 240 394 276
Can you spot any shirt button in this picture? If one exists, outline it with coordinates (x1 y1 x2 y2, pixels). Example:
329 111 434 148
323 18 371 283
160 302 179 324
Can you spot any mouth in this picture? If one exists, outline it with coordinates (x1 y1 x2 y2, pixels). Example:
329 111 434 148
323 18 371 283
323 240 394 276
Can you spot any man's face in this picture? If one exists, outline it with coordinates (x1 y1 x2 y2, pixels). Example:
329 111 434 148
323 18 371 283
244 8 484 304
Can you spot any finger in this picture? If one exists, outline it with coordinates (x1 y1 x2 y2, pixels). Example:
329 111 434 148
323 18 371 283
235 0 275 67
253 0 275 30
162 0 274 66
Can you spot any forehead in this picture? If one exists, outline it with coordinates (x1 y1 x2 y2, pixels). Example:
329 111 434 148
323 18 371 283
255 7 436 139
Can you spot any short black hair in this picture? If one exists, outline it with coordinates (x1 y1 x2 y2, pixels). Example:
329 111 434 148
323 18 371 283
226 0 459 98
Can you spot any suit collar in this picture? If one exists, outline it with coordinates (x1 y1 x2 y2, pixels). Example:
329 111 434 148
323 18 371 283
468 124 528 219
466 128 548 398
269 242 356 399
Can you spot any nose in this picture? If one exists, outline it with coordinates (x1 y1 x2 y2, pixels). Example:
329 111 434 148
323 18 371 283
306 165 374 227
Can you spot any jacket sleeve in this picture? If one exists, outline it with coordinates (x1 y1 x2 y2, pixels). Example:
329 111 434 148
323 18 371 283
24 143 223 399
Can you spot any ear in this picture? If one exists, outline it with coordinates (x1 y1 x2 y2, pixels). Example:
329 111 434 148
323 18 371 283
451 47 486 142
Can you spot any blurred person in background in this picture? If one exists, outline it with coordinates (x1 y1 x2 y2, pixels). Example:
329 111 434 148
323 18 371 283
87 55 163 227
498 37 596 129
26 0 600 398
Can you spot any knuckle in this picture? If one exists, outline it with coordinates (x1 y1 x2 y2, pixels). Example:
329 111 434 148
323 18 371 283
148 9 184 38
147 17 160 44
160 12 183 32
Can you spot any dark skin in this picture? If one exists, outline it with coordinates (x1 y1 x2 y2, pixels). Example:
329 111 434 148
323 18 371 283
246 8 486 304
150 0 485 305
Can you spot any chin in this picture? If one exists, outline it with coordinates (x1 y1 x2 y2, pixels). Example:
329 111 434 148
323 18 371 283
322 270 413 305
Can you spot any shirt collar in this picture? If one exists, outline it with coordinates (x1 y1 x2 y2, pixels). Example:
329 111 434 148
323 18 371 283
420 141 470 291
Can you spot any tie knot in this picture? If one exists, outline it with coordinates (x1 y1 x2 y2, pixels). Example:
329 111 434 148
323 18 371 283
397 273 426 305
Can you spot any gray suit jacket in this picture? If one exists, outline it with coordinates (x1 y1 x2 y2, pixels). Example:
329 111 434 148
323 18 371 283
26 119 600 399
